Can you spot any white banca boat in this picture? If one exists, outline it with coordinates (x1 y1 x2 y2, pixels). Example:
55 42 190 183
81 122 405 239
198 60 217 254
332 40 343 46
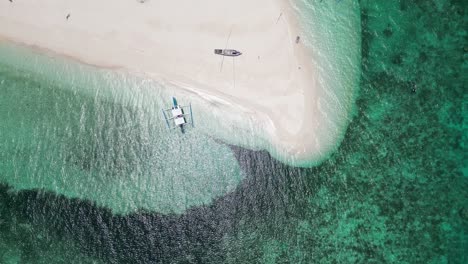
214 49 242 56
161 97 194 133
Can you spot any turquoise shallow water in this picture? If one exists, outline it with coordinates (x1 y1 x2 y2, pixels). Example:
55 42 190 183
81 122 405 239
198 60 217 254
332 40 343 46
0 43 243 215
0 0 467 263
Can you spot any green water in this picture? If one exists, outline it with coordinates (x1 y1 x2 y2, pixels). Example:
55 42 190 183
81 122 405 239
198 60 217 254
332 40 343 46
0 52 243 215
1 0 467 263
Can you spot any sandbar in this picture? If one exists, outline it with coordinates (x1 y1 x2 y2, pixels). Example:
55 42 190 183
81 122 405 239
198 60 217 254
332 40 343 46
0 0 361 167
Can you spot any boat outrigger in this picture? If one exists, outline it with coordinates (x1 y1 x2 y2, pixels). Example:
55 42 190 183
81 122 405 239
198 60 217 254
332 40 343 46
214 49 242 56
161 97 194 133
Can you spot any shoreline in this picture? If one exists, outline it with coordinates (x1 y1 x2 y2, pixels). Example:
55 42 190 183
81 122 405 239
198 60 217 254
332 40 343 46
0 0 361 167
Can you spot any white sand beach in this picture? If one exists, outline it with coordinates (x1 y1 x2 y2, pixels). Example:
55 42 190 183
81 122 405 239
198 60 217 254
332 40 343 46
0 0 361 167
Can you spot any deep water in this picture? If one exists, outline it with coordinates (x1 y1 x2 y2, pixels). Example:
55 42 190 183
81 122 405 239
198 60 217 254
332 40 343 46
0 1 467 263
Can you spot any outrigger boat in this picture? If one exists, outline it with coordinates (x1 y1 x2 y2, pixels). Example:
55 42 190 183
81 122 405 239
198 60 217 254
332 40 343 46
214 49 242 56
161 97 194 133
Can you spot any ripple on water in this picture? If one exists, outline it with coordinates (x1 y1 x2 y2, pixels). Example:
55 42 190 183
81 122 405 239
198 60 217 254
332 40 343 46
0 44 243 214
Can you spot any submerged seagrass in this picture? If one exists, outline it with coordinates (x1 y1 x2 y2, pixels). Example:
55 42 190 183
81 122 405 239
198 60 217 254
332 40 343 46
0 0 466 263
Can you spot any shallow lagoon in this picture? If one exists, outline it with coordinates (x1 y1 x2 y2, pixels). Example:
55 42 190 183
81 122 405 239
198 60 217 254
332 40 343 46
0 0 466 263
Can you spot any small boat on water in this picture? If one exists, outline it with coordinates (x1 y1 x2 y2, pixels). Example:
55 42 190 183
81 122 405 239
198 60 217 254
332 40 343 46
214 49 242 56
161 97 194 133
